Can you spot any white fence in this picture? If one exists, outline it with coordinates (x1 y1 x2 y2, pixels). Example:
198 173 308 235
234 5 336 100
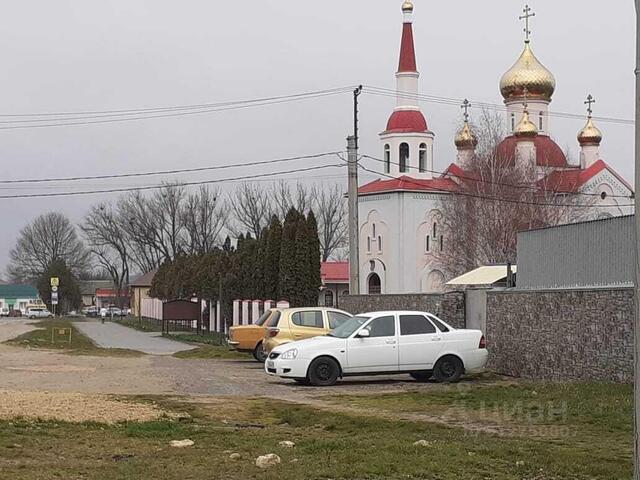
141 298 163 320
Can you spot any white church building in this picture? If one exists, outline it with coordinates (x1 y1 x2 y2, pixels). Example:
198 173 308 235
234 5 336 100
357 1 634 295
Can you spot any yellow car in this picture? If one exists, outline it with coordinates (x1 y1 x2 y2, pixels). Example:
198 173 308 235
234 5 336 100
263 307 352 354
228 309 281 362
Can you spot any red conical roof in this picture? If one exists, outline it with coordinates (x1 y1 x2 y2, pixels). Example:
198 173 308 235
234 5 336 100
398 22 417 73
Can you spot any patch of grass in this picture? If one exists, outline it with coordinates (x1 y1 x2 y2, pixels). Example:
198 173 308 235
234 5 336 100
6 319 144 357
172 345 248 360
165 332 227 346
116 317 163 332
0 392 632 479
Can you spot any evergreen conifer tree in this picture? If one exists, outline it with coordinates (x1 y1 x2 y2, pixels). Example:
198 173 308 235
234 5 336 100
306 210 322 306
263 216 282 300
279 208 300 305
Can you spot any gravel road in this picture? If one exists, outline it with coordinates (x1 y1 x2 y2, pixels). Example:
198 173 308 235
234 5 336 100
73 320 193 355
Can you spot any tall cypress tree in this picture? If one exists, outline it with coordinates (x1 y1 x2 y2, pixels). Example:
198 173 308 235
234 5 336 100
306 210 322 306
294 212 311 307
279 208 300 305
263 215 282 300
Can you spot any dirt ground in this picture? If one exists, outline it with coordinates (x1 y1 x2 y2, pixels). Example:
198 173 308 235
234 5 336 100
0 319 493 423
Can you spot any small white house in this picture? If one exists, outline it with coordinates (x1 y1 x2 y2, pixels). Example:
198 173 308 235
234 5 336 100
0 284 40 314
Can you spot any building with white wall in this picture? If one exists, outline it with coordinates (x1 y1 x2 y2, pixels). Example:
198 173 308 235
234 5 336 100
357 1 634 295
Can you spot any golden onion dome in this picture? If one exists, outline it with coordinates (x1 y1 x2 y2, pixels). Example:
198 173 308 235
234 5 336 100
577 117 603 146
454 121 478 150
500 43 556 102
402 0 414 12
514 110 538 139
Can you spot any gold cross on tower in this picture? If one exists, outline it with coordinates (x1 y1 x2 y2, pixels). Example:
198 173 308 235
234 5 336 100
461 99 471 122
519 4 536 43
585 94 596 117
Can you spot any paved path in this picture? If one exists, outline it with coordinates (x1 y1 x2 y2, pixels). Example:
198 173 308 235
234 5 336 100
73 321 194 355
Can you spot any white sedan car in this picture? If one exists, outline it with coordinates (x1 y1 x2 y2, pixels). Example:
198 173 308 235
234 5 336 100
265 311 488 386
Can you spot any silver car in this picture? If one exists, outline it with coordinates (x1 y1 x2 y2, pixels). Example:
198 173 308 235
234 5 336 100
27 307 53 319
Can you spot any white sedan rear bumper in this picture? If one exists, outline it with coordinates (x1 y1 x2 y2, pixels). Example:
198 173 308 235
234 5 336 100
463 349 489 373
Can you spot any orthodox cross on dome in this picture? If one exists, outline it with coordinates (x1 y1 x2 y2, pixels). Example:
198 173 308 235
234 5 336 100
585 94 596 117
461 99 471 122
519 4 536 43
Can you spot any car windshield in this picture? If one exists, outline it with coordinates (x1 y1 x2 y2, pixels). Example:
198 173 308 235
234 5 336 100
327 316 370 339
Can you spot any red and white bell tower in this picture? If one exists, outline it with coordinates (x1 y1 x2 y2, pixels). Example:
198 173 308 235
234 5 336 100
379 0 434 179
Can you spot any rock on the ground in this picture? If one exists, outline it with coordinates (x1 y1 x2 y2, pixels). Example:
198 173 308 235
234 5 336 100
278 441 295 448
229 453 242 460
169 439 195 448
413 440 433 447
255 453 281 469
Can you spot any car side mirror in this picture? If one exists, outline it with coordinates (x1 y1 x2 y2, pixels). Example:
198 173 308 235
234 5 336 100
356 329 370 338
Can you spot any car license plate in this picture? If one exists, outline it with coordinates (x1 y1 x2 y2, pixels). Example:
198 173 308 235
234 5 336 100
267 361 275 369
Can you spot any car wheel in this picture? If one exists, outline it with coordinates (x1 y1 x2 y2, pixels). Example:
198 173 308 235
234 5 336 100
434 356 464 383
253 342 267 363
410 371 433 382
307 357 340 387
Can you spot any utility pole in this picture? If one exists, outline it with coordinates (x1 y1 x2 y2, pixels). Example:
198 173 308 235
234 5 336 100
635 2 640 479
348 85 363 296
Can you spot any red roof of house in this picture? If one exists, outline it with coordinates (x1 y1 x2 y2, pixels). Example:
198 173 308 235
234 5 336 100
398 22 417 73
497 135 568 168
542 159 634 193
321 262 349 283
384 110 428 134
96 288 128 297
359 176 459 195
129 269 157 287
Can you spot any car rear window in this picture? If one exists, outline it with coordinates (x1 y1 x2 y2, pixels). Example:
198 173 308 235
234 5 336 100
427 315 450 332
255 310 273 326
400 315 437 336
266 311 281 327
291 311 324 328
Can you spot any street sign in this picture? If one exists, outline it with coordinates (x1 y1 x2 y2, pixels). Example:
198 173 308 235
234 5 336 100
51 299 59 306
51 286 58 293
50 277 59 287
51 291 59 305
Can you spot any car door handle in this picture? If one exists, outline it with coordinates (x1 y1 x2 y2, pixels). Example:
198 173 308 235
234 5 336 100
432 337 442 342
294 334 303 338
385 340 397 345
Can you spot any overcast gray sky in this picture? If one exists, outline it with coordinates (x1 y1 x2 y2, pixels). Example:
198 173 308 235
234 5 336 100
0 0 635 276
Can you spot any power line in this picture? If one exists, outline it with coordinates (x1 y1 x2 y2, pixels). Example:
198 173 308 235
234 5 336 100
0 152 344 184
363 86 635 126
0 164 346 200
0 88 355 130
361 154 634 200
354 161 634 209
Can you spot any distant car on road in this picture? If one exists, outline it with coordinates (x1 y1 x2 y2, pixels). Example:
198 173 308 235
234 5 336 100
0 307 9 317
27 307 53 319
82 306 99 317
263 307 353 355
265 310 488 386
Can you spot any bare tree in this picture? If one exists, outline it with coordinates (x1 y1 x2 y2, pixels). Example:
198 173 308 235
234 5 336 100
8 212 90 282
230 182 272 238
181 186 228 254
81 203 130 298
434 111 588 278
270 181 313 219
313 184 348 261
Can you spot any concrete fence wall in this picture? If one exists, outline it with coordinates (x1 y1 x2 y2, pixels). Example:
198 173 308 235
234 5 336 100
340 292 466 329
486 287 633 383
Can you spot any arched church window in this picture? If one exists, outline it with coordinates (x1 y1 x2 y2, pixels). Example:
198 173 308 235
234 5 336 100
368 273 382 295
372 224 376 237
419 143 427 173
367 236 371 253
439 235 444 251
378 236 383 252
425 235 430 253
433 222 437 238
511 113 516 131
399 143 409 173
539 112 543 131
384 145 391 173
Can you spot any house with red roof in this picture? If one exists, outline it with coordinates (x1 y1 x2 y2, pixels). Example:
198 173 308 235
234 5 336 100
357 1 633 295
319 261 349 308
